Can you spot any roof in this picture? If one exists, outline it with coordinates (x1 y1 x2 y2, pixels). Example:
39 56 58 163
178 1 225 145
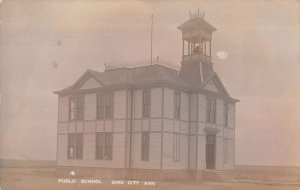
54 64 189 95
177 17 217 32
54 62 239 103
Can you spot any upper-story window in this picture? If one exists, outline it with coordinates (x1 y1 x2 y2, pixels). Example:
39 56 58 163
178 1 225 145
206 98 216 124
224 103 228 127
174 92 181 119
69 96 84 121
142 91 151 118
97 92 114 120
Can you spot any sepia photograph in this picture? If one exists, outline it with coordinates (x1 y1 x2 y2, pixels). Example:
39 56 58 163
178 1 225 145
0 0 300 189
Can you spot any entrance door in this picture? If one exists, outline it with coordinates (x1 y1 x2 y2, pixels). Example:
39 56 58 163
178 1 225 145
206 134 216 169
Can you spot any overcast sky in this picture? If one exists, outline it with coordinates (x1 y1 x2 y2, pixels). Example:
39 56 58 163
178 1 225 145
0 0 299 166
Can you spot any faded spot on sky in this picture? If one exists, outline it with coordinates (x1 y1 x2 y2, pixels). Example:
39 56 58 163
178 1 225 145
52 61 58 69
216 51 229 60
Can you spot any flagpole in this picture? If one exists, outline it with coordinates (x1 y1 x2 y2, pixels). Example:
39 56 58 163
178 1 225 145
150 14 153 65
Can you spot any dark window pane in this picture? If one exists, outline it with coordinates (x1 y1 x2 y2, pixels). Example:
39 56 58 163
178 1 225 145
97 94 105 119
141 132 150 160
77 97 84 120
174 93 180 119
105 146 112 160
224 104 228 127
76 134 83 159
96 133 104 159
173 133 180 161
68 134 76 159
206 110 211 123
143 91 150 118
105 93 114 119
70 98 76 120
96 133 113 160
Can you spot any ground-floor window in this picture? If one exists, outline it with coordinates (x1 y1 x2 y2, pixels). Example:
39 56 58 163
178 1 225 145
68 133 83 159
223 138 228 163
141 132 150 161
96 132 113 160
173 133 180 161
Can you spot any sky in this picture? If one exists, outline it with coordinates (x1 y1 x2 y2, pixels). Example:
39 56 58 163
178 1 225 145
0 0 300 166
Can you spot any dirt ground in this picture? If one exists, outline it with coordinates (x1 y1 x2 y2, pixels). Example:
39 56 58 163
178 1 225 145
0 168 299 190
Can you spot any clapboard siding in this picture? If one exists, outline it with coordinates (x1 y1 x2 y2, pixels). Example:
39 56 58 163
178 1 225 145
58 96 69 122
57 88 237 171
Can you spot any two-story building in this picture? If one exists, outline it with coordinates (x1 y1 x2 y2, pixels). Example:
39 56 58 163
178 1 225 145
54 15 239 180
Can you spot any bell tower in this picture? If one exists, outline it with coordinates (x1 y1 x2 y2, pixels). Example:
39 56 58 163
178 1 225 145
178 12 216 86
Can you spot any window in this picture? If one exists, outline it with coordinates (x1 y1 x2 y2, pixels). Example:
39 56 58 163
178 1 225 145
69 98 76 121
223 138 228 163
69 96 84 121
68 133 83 159
174 92 181 119
105 92 114 119
173 133 180 161
142 91 150 118
97 92 114 120
77 96 84 120
206 98 216 124
224 103 228 127
96 132 113 160
97 94 105 119
141 132 150 160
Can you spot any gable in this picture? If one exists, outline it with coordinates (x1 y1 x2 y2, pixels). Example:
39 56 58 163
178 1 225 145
78 76 102 90
203 80 219 93
202 73 229 96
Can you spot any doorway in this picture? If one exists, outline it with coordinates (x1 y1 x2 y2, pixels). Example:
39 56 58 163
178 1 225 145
206 134 216 169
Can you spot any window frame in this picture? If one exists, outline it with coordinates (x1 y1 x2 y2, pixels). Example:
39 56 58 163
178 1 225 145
67 133 83 160
142 90 151 118
69 96 84 121
223 138 228 163
96 92 114 120
173 132 180 162
141 132 150 161
105 92 114 119
174 92 181 119
97 94 105 120
206 97 217 124
95 132 113 160
224 103 229 127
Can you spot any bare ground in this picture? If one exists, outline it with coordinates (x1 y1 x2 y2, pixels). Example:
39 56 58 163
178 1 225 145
0 168 299 190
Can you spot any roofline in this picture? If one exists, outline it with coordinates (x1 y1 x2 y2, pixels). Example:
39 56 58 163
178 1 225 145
53 79 239 103
177 17 217 32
